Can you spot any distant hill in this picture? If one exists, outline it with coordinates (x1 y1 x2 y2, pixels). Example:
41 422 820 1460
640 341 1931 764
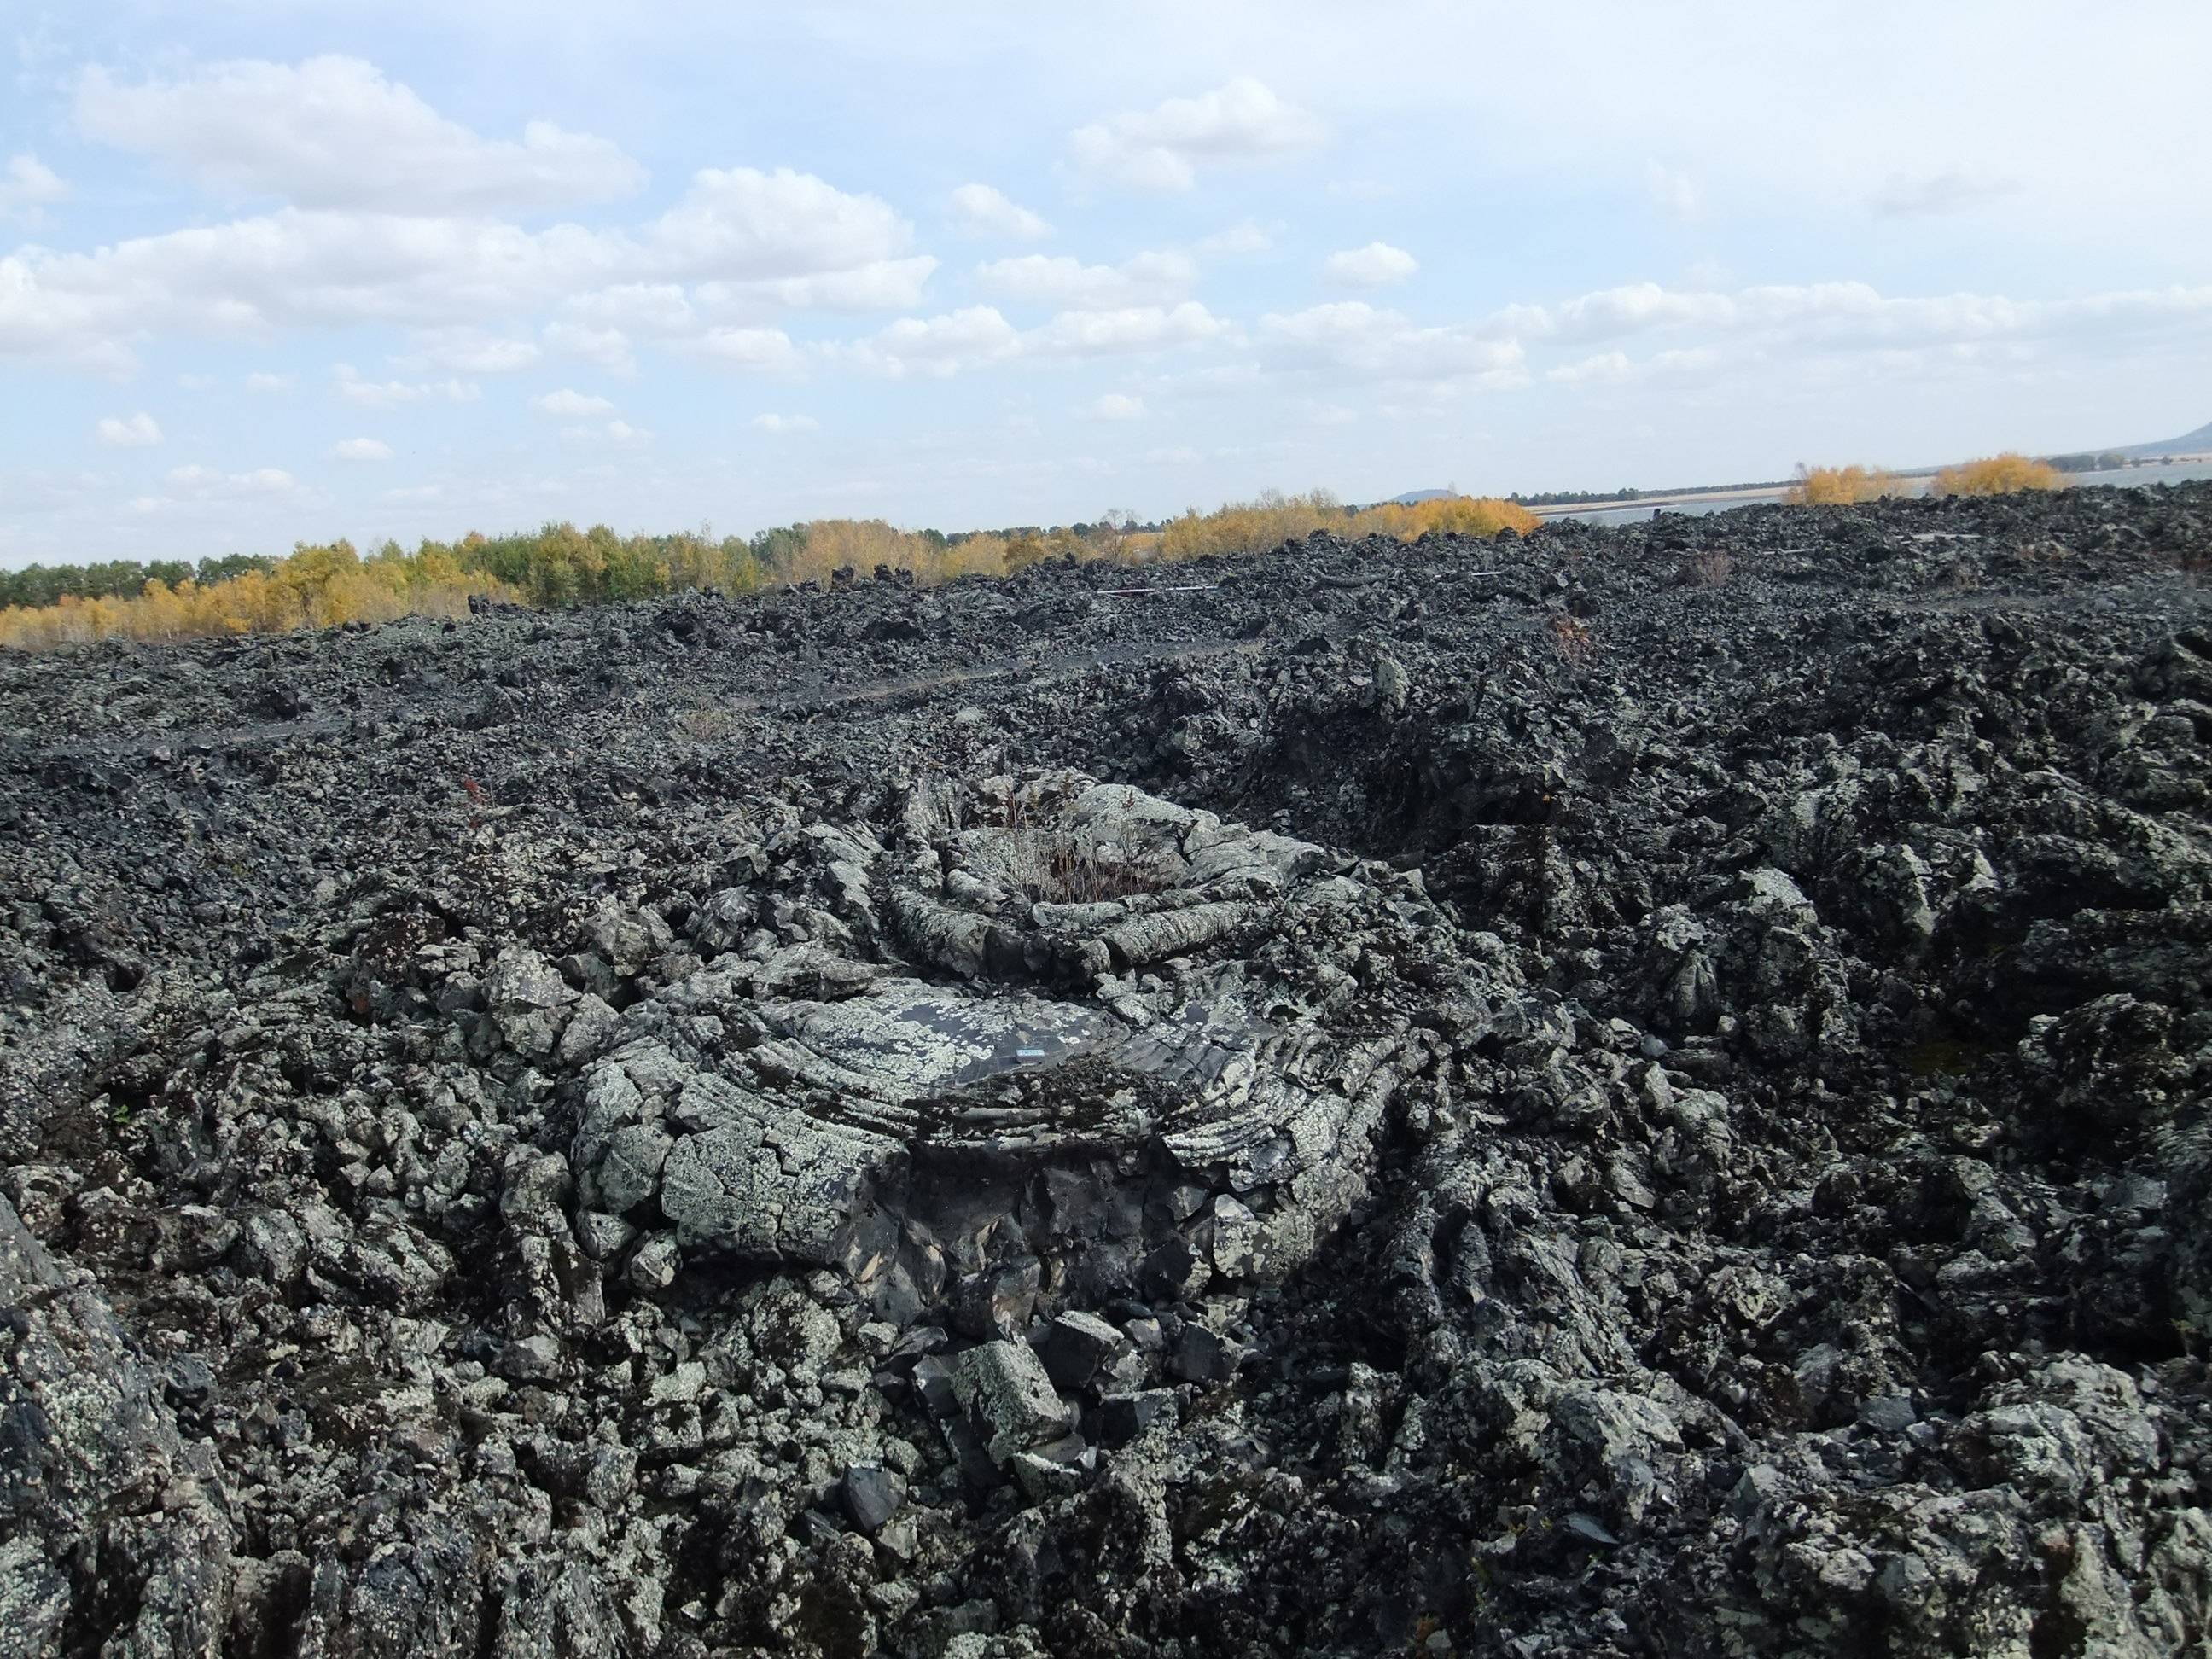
1385 489 1458 505
2117 418 2212 458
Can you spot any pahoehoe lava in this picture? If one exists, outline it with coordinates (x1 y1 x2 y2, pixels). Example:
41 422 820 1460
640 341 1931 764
3 486 2211 1657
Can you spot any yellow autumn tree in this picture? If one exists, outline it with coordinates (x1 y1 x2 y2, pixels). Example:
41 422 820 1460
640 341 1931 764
1785 464 1897 505
1355 495 1540 539
1159 490 1536 562
1930 453 2064 497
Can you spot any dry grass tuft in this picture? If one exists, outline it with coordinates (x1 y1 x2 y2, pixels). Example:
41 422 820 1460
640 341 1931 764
1549 612 1595 665
1685 549 1734 586
998 830 1178 905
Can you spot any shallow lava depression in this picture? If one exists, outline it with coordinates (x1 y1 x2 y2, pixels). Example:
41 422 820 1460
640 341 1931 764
4 484 2212 1657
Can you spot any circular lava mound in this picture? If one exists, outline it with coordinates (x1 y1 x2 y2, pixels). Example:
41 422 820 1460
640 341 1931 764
555 771 1485 1317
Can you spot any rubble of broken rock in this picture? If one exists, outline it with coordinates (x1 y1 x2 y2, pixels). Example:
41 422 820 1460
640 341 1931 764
3 482 2210 1658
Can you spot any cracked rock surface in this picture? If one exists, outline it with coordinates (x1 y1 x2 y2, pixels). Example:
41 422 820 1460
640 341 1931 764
3 483 2211 1656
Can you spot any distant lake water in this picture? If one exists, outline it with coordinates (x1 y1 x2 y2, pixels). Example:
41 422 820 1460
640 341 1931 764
1549 457 2212 527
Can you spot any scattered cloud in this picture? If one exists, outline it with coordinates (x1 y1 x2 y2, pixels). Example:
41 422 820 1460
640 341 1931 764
245 370 295 393
1259 301 1526 388
1870 170 2021 218
95 412 163 446
1545 351 1633 386
399 326 542 374
543 321 637 375
74 56 644 213
1323 242 1418 288
1194 220 1273 258
837 306 1022 378
974 251 1195 310
129 468 308 515
949 183 1051 240
558 418 649 447
0 153 67 220
1498 278 2212 355
1089 393 1145 421
837 298 1237 379
564 282 696 335
1 160 915 375
640 166 911 282
1024 302 1229 359
1070 78 1323 192
163 463 295 494
532 387 615 417
697 256 938 317
329 435 393 460
687 326 805 374
333 364 481 406
1644 161 1701 221
1547 347 1719 387
752 412 819 432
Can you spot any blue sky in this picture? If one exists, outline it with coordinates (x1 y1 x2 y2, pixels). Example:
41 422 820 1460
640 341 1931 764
4 0 2209 565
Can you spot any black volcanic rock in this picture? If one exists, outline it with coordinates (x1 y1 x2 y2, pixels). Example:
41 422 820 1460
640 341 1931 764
1 482 2209 1656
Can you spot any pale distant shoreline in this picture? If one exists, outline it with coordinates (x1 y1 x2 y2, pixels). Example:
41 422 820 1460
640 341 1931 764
1531 453 2212 521
1528 483 1789 517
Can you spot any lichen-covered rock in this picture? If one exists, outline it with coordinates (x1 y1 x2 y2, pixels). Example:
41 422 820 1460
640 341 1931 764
0 1196 234 1657
952 1341 1074 1463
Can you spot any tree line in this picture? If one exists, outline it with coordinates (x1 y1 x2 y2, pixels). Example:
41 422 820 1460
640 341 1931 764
0 492 1534 650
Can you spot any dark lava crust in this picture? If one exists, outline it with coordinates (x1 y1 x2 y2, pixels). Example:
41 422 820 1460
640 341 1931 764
3 485 2212 1658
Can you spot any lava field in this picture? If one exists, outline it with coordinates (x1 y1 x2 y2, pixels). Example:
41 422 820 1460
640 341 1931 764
3 484 2211 1658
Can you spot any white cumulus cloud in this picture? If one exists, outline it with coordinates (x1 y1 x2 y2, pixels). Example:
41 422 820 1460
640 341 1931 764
1 154 68 220
1195 220 1273 258
1025 301 1229 358
752 412 820 432
974 252 1195 310
949 183 1052 240
163 463 295 494
0 155 915 375
543 322 637 375
1089 393 1146 421
75 56 644 213
1260 301 1526 387
836 306 1022 378
643 166 912 282
95 412 163 446
688 326 804 374
697 256 937 317
837 300 1231 378
532 387 615 417
399 327 542 374
1071 79 1324 192
1323 242 1418 288
329 436 393 461
1545 351 1634 386
333 364 481 406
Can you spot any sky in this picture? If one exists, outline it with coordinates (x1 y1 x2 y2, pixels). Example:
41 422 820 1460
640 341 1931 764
3 1 2210 567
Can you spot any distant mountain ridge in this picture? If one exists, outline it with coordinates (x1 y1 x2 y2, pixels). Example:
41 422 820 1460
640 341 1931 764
2117 419 2212 458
